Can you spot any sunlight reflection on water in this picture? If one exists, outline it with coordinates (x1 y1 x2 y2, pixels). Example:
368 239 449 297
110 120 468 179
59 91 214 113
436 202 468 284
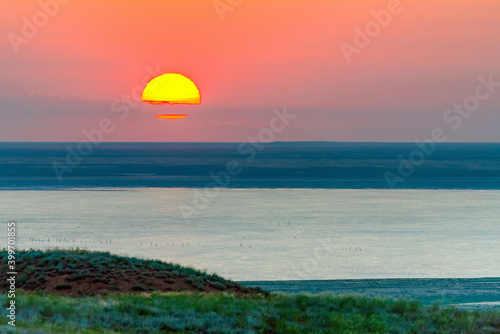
1 188 499 280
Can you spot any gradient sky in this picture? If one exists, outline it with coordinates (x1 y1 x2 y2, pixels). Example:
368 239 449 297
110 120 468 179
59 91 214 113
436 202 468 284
1 0 499 142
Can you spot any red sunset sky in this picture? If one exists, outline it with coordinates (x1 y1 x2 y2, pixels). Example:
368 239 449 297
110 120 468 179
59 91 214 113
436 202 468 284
1 0 499 142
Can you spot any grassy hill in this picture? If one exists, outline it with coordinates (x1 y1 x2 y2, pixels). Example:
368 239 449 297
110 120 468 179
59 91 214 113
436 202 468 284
1 250 499 333
0 249 262 296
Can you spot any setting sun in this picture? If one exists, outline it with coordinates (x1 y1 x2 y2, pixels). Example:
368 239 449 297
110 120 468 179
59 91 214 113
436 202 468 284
142 73 201 105
155 114 188 119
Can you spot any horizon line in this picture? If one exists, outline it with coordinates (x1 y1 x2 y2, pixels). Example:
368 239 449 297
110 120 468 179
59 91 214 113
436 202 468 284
1 141 500 144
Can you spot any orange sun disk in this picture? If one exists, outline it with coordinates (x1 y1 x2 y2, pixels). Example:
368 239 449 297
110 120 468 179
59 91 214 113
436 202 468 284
142 73 200 119
142 73 201 105
155 114 188 119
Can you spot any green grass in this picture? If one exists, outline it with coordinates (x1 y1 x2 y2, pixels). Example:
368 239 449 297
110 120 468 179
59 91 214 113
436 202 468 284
1 250 499 333
0 292 499 333
0 249 261 295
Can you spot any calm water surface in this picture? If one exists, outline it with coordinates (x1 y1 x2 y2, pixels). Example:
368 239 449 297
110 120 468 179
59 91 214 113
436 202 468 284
1 189 499 280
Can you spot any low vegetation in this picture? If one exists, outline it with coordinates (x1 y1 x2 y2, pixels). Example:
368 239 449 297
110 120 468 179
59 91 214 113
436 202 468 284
0 250 499 333
0 292 499 333
0 249 262 296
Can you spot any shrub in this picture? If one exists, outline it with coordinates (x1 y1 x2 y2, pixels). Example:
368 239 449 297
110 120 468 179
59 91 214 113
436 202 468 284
54 283 72 290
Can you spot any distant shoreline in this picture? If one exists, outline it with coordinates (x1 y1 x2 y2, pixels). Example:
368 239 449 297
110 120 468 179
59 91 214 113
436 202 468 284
3 178 500 190
241 277 500 308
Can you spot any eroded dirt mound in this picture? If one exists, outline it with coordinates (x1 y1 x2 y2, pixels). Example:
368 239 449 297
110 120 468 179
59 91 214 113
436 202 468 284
0 250 264 296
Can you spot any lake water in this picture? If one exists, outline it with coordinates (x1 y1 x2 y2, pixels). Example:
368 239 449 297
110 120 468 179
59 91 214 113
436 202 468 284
2 142 500 189
2 188 499 281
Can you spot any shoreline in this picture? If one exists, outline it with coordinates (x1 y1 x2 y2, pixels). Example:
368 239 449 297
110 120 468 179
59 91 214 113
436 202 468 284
3 178 500 190
240 277 500 308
